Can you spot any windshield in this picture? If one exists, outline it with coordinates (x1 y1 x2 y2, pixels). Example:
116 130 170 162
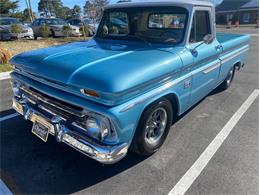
96 7 188 44
0 18 22 25
84 19 92 24
45 19 67 25
84 18 99 24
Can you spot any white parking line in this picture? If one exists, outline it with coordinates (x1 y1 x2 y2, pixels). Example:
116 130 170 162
0 113 19 122
0 179 13 195
168 89 259 195
249 34 259 37
0 72 11 81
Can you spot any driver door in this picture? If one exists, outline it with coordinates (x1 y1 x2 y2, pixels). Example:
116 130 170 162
188 8 222 105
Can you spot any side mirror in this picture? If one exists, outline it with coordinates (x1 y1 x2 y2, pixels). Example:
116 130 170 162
203 34 214 44
191 34 214 56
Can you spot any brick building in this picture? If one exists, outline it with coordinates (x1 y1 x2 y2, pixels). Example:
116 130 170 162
216 0 259 25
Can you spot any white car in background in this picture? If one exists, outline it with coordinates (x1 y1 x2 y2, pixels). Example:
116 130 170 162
83 19 100 33
0 17 34 40
67 18 94 36
31 18 82 39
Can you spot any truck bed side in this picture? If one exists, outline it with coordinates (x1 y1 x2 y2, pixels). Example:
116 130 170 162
216 33 250 83
217 33 250 57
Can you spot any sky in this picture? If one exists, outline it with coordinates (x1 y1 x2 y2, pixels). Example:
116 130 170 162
17 0 228 12
17 0 118 12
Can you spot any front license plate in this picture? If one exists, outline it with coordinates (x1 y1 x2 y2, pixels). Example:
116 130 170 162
32 121 50 142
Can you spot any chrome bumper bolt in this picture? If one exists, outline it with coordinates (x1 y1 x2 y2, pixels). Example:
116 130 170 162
24 108 31 120
51 116 63 142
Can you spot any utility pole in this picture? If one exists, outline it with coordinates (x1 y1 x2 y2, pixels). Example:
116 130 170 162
28 0 34 21
25 0 33 22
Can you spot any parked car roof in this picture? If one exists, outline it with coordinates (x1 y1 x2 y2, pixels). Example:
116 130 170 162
0 17 22 25
106 0 213 9
34 18 67 25
0 17 19 19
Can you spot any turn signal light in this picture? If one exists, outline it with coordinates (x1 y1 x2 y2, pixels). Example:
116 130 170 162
80 89 100 98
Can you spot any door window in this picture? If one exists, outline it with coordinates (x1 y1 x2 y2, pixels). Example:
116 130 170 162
189 11 211 43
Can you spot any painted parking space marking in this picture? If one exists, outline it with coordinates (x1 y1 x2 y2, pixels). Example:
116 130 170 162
168 89 259 195
0 72 11 81
0 113 19 122
249 34 259 37
0 179 13 195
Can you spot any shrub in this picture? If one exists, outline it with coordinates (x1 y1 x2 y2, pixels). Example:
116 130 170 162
10 24 22 34
0 48 12 64
62 25 73 37
39 25 51 38
79 24 91 37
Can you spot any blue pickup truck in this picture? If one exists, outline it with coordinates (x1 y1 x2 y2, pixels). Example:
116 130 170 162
10 0 250 164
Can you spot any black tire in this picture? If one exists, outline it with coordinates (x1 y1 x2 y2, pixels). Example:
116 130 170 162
34 36 37 40
51 29 56 38
131 99 173 156
218 66 236 90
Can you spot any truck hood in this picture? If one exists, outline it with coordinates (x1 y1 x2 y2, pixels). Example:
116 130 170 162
11 39 183 105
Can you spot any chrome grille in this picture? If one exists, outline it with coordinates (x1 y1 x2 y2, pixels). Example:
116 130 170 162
19 85 85 121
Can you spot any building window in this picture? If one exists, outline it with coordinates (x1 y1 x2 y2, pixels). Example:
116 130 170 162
243 13 250 23
226 14 233 22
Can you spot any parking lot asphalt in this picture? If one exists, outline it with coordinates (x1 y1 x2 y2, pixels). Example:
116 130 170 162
0 28 259 195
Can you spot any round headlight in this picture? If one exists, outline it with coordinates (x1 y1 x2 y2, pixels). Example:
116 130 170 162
100 123 109 140
86 116 110 141
86 117 100 138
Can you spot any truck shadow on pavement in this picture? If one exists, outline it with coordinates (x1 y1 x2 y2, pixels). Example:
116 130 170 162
0 112 148 194
0 87 224 194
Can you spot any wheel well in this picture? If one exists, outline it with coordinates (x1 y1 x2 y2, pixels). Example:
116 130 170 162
143 93 179 122
234 61 242 70
163 93 179 121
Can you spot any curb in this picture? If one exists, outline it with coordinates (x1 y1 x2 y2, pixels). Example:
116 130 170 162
0 71 11 81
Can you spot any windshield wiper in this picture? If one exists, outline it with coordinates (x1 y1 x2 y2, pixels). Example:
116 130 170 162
126 35 152 47
97 34 152 47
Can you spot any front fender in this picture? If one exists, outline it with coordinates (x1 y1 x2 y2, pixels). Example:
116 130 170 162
108 76 191 145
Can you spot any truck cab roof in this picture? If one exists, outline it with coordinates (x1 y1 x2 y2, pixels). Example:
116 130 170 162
106 0 213 9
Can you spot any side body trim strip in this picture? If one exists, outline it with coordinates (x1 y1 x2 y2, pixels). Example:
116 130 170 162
120 46 249 113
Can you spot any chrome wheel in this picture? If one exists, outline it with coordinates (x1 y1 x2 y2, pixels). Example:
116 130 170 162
226 68 234 86
145 107 167 145
218 66 236 90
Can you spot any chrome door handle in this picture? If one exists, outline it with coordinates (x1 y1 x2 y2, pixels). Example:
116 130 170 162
215 45 222 51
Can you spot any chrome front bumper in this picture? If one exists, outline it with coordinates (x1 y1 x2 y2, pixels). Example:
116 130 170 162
12 98 128 164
